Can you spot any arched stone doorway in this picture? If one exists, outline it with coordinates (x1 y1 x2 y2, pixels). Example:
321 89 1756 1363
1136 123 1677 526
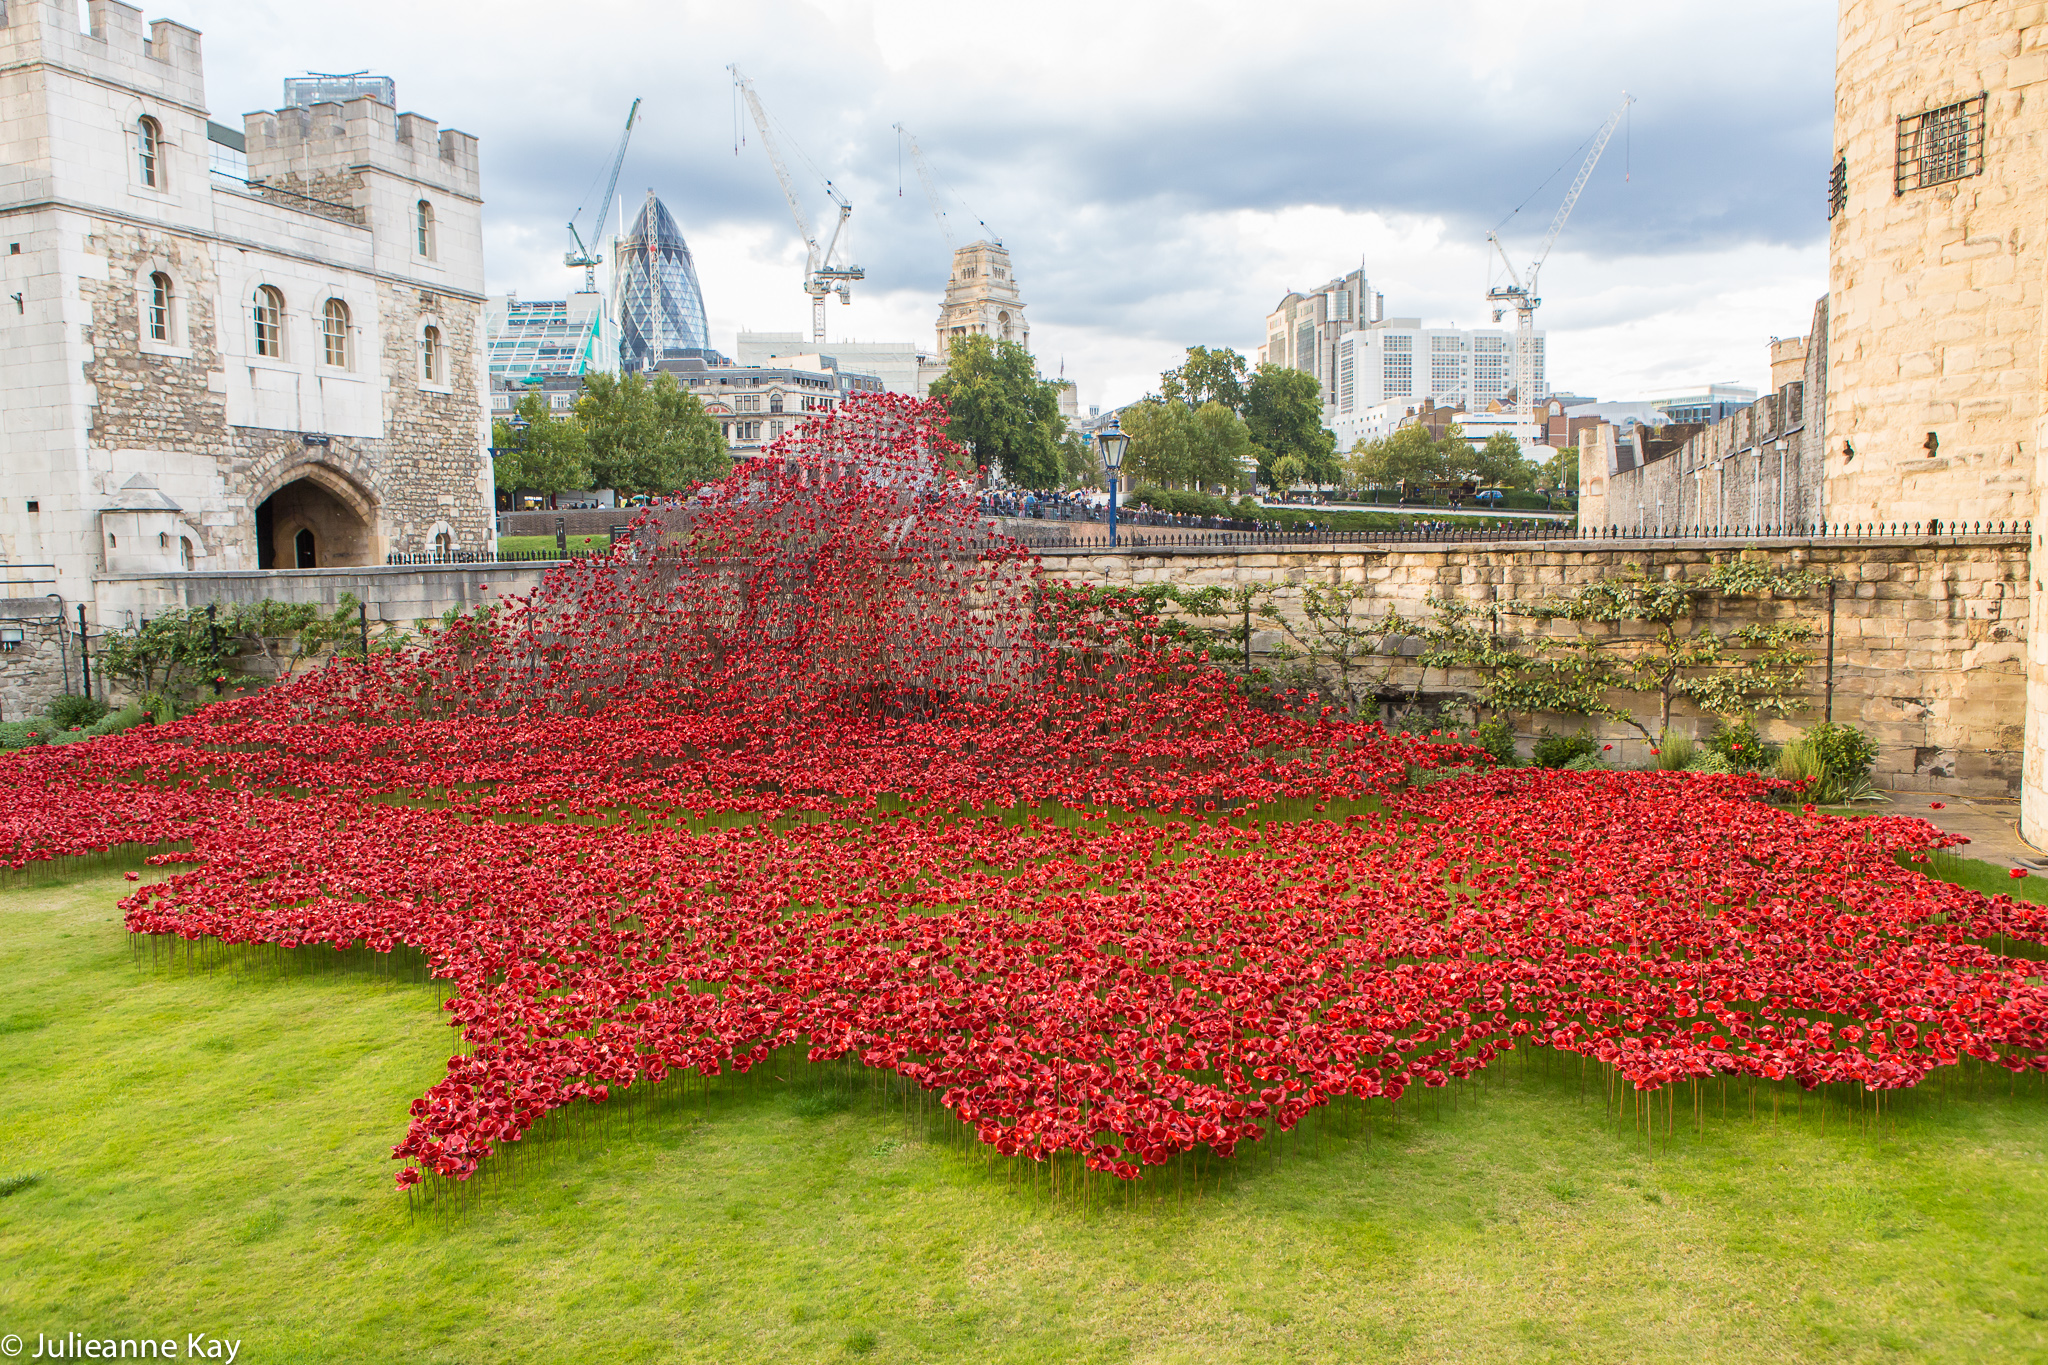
254 468 376 570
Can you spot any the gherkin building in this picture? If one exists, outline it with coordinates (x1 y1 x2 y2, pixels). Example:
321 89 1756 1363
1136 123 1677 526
613 191 711 370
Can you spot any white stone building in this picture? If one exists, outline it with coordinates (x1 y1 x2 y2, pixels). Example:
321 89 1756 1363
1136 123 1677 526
0 0 491 616
1326 320 1545 451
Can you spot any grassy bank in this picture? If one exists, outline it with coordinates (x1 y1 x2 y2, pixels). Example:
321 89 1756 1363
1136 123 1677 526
4 859 2047 1363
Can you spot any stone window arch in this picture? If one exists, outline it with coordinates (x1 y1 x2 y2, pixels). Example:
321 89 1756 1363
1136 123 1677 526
137 116 162 189
416 200 436 259
420 324 442 383
322 298 352 369
768 390 784 414
253 284 285 358
148 271 173 342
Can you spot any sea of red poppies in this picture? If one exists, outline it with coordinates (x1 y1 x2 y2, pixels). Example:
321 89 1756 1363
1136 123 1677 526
4 394 2044 1189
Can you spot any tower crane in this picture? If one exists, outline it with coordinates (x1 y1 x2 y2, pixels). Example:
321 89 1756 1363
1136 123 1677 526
1486 93 1632 432
729 65 864 345
564 98 640 294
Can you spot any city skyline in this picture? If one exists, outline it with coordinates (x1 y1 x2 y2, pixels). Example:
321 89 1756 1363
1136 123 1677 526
143 0 1832 411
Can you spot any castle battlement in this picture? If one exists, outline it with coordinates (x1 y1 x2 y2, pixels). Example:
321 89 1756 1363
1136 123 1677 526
0 0 205 109
244 96 480 199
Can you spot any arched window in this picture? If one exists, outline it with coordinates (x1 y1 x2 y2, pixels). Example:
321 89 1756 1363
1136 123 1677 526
179 536 193 570
322 298 351 368
137 117 161 188
415 200 435 258
148 272 172 341
768 391 784 414
420 325 441 383
433 530 453 555
252 285 284 358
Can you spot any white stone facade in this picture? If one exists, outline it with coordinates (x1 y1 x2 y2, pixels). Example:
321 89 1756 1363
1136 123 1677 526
0 0 491 620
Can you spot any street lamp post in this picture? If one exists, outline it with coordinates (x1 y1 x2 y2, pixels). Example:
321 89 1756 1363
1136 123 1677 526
1096 416 1129 548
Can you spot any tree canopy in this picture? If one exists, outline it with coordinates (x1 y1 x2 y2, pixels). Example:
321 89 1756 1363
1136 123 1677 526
1119 398 1255 491
926 335 1069 488
1243 363 1338 486
1159 346 1249 411
491 389 591 497
575 371 731 495
1343 426 1534 491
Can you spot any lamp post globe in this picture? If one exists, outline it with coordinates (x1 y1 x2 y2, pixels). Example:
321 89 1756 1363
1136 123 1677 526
1096 416 1129 547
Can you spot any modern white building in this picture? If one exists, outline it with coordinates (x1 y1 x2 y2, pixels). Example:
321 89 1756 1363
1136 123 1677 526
0 0 492 610
1327 319 1545 450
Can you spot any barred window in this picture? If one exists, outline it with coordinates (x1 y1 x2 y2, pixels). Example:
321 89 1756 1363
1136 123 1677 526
1828 154 1848 219
1896 95 1986 194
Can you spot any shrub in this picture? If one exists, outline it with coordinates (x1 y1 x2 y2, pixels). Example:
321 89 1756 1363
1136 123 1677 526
47 694 109 729
1684 750 1737 775
1652 732 1696 771
1531 731 1598 769
1563 751 1605 772
1778 724 1887 805
1805 722 1878 782
1706 719 1778 772
89 703 149 737
0 721 50 750
1473 716 1520 767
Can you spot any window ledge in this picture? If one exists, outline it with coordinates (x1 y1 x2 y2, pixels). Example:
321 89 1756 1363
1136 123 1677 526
416 381 454 396
243 355 301 375
139 339 193 360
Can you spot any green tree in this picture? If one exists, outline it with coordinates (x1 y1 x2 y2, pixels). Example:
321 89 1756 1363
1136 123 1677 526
1344 426 1447 489
1243 364 1337 486
491 389 590 498
926 335 1067 488
1456 431 1534 490
1121 398 1255 491
576 371 730 495
1160 346 1249 411
1539 446 1581 494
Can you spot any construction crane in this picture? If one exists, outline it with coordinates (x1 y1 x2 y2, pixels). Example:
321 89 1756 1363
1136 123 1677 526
729 65 864 344
1486 93 1633 432
564 98 640 293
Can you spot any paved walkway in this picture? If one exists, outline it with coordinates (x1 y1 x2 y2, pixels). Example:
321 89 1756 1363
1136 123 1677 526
1887 793 2048 870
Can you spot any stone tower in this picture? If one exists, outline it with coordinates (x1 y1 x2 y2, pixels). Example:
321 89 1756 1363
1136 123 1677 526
1825 0 2044 530
934 240 1028 364
0 0 491 609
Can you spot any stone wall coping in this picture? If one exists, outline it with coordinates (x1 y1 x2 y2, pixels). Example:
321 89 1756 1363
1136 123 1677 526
1035 533 2029 559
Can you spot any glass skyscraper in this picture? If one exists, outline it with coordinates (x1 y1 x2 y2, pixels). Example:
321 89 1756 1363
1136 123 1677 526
614 192 711 371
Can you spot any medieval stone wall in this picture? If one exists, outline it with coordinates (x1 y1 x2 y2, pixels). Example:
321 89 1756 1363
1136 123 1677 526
1596 297 1830 532
377 281 491 551
1826 0 2046 527
1039 536 2028 797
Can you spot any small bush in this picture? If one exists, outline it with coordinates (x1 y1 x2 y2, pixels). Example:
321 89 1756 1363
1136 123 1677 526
1652 732 1696 771
1532 731 1598 769
1563 752 1605 772
1706 719 1778 772
1684 750 1737 775
47 694 109 729
1779 724 1887 804
1473 716 1520 767
0 721 50 750
1805 722 1879 782
89 703 149 737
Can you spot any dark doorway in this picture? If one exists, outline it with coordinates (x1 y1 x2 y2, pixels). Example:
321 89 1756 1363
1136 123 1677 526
254 473 374 570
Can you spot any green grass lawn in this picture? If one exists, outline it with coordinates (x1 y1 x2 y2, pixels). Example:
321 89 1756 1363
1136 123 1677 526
496 532 611 557
7 858 2048 1363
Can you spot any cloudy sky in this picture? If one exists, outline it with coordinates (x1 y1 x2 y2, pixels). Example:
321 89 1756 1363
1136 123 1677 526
181 0 1836 411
